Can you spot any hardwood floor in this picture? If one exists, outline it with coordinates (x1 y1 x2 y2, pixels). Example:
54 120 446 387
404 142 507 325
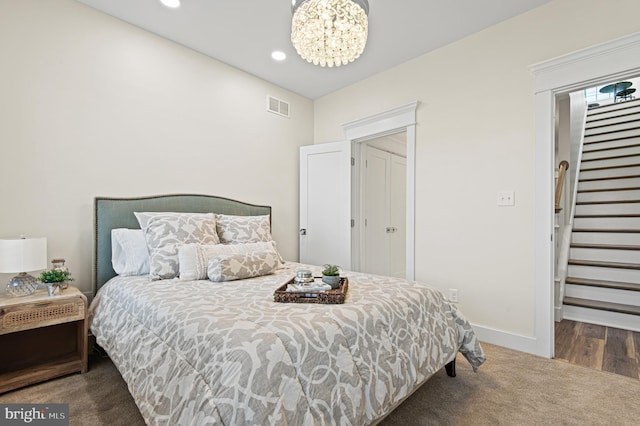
555 320 640 380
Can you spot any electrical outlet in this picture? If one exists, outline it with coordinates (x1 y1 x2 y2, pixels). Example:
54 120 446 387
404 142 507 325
497 190 515 206
449 288 459 303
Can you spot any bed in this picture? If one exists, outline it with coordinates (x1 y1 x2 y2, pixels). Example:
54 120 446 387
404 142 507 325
89 194 485 425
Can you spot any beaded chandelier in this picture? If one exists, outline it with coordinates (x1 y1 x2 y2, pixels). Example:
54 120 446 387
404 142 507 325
291 0 369 67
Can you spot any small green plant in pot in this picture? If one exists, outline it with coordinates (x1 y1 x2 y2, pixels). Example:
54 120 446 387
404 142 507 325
38 269 73 296
321 264 341 289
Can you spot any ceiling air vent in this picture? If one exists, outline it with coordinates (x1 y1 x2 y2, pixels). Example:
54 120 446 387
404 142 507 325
267 95 290 118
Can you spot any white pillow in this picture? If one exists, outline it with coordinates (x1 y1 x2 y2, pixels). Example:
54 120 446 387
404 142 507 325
135 212 220 280
207 251 280 282
111 229 150 276
178 241 283 281
216 214 272 244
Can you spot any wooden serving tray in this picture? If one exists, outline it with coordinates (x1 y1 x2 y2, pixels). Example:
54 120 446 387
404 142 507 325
274 277 348 304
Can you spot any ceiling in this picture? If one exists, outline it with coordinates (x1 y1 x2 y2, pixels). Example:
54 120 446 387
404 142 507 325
76 0 552 99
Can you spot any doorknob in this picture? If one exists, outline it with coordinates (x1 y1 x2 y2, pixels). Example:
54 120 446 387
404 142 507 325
299 228 307 235
386 227 398 233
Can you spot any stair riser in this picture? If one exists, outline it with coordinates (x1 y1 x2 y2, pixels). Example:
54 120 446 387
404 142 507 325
565 284 640 305
584 119 640 135
562 305 640 332
588 101 640 116
577 189 640 203
584 128 640 143
579 164 640 180
578 176 640 191
573 216 640 229
567 264 640 284
583 137 640 152
572 232 640 245
581 145 640 161
575 203 640 215
569 247 640 264
580 155 640 169
586 109 640 125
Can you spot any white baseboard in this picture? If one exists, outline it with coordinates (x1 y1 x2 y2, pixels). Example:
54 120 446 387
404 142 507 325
470 323 540 357
554 305 564 322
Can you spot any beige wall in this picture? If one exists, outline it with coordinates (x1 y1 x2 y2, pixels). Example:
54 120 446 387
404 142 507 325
0 0 313 295
313 0 640 336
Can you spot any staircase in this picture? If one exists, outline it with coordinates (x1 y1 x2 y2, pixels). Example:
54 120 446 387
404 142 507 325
562 98 640 332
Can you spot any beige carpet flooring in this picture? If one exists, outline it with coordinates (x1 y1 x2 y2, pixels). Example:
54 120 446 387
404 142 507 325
1 343 639 425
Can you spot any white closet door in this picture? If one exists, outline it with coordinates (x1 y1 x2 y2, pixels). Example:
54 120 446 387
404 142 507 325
299 142 351 269
362 145 406 278
363 146 390 275
389 155 407 278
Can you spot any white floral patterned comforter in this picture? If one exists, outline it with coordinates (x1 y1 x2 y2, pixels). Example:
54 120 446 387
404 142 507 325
89 262 485 425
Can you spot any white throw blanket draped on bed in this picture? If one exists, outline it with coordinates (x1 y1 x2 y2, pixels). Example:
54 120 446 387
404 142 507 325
89 262 485 425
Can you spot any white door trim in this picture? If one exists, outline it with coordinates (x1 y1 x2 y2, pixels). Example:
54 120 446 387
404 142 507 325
342 101 418 280
531 31 640 358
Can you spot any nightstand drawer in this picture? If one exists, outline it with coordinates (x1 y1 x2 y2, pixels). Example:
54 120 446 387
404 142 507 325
0 298 85 334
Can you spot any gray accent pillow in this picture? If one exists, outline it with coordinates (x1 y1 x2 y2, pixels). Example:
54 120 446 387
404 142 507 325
135 212 220 280
216 214 272 244
207 250 279 282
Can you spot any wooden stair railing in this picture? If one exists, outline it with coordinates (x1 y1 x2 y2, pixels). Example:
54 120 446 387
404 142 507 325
555 160 569 213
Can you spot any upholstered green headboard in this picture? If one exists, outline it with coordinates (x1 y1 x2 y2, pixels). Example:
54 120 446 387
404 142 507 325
94 194 271 293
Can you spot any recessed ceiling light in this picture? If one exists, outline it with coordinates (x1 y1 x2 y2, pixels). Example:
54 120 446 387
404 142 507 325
271 51 287 61
160 0 181 8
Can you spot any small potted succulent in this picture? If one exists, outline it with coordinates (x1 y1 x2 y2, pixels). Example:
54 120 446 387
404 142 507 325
38 269 73 296
321 264 341 289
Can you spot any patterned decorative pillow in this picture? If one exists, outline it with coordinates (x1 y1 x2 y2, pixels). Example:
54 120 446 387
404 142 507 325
134 212 220 280
178 241 283 281
216 214 272 244
207 251 279 282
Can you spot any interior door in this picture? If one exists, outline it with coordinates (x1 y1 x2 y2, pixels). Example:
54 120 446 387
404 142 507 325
362 146 389 275
389 155 407 278
299 142 351 268
362 145 406 278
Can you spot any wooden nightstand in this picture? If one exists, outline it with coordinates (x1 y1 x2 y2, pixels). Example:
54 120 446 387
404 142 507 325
0 286 88 394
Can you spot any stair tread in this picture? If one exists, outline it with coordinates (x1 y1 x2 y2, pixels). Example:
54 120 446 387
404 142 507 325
581 163 640 172
581 153 640 163
565 277 640 292
571 243 640 250
584 138 640 146
584 131 640 142
584 125 640 136
577 186 640 193
582 144 640 157
568 259 640 270
574 213 640 218
572 228 640 233
563 297 640 316
587 110 640 125
576 200 640 205
579 174 640 182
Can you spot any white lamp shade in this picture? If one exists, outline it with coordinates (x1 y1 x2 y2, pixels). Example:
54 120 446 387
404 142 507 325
0 238 47 273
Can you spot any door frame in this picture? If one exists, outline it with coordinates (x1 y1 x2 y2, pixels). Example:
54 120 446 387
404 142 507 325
531 32 640 358
342 101 418 280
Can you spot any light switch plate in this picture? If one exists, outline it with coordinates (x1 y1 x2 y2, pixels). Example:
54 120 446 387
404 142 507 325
497 191 515 206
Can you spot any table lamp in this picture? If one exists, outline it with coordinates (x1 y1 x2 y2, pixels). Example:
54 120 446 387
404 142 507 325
0 237 47 297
